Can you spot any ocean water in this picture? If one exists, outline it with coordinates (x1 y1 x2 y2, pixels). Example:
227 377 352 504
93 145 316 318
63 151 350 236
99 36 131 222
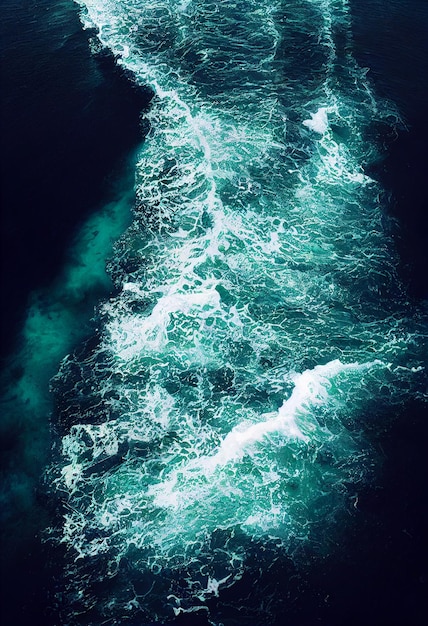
0 1 427 625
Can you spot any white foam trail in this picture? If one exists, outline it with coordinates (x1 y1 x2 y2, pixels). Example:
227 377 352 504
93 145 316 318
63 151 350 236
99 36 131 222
49 1 423 621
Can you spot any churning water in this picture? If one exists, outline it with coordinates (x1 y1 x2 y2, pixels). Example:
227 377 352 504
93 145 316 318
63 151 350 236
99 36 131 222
15 0 425 623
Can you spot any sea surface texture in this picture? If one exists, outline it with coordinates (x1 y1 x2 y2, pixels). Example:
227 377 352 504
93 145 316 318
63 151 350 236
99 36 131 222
43 1 426 624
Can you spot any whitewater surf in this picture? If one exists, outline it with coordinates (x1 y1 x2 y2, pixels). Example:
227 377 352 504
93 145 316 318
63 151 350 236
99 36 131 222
45 1 426 623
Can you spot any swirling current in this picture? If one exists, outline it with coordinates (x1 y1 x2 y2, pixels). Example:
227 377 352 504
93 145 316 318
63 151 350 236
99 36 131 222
46 1 427 624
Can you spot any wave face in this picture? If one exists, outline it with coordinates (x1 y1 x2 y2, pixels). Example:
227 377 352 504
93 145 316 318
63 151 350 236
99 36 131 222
49 1 426 623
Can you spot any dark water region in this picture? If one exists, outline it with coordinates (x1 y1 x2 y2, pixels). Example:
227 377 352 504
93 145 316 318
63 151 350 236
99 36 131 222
0 1 151 624
340 5 428 626
0 1 427 626
350 0 428 300
0 0 151 360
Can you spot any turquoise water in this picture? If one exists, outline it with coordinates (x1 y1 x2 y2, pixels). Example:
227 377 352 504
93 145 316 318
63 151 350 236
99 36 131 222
3 0 424 624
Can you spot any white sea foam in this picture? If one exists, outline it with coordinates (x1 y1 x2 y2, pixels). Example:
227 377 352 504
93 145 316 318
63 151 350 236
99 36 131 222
48 0 425 622
303 107 329 134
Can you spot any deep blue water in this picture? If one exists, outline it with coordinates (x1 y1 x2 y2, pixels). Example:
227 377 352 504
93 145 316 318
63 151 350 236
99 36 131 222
0 1 427 625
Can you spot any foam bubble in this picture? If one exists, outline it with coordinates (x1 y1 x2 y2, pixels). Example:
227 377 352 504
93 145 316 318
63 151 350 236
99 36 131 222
303 107 329 134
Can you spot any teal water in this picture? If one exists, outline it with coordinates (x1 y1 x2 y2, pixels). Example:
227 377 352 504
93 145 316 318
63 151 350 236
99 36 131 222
1 0 426 624
41 1 427 624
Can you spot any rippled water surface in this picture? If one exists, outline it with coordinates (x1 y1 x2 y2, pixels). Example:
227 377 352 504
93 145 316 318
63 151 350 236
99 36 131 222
1 1 427 625
43 1 426 623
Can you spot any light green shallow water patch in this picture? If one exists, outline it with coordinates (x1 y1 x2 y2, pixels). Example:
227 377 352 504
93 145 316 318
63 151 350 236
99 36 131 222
0 176 136 534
